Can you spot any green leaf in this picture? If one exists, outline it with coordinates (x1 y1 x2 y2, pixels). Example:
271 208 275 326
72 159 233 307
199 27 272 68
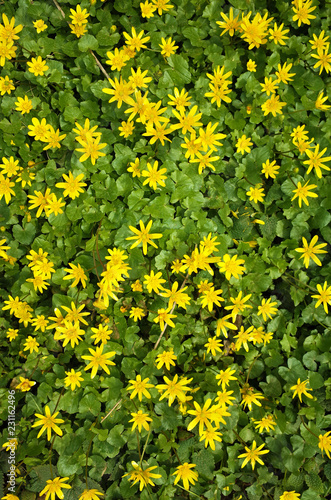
78 34 99 52
12 223 36 245
79 393 101 416
168 54 191 84
192 449 215 480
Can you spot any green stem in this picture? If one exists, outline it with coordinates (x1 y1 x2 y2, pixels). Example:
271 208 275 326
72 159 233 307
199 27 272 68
140 426 152 466
299 415 319 439
136 429 142 462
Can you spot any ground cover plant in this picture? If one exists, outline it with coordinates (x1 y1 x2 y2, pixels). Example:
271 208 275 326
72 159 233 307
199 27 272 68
0 0 331 498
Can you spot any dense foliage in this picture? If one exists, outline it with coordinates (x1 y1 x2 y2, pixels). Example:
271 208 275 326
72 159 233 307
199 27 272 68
0 0 331 499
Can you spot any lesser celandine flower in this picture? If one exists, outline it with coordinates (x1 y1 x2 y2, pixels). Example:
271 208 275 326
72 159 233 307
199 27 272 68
172 463 198 490
238 440 269 469
32 406 64 441
39 477 71 500
290 378 313 402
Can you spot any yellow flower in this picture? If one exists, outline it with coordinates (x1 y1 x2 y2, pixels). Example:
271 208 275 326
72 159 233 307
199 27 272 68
154 308 177 330
260 77 278 96
142 161 167 189
261 159 280 178
275 62 296 84
269 22 289 45
217 8 240 37
129 306 145 322
218 254 246 280
238 440 269 469
240 385 264 410
159 37 178 57
90 324 112 344
199 122 226 152
39 477 71 500
123 462 161 491
23 336 39 354
63 263 88 288
253 415 277 432
261 94 286 116
140 1 157 18
257 298 278 321
82 345 116 379
171 105 203 134
155 349 177 370
152 0 174 16
311 281 331 314
315 91 330 111
0 13 23 42
143 270 166 293
204 336 223 356
69 23 88 37
200 287 224 312
6 328 19 341
75 135 107 165
0 174 15 204
127 158 141 178
33 20 48 33
215 389 236 407
32 406 64 441
290 378 313 402
126 374 154 401
126 219 163 255
215 367 237 390
105 48 129 71
168 87 192 114
303 144 331 178
64 369 84 391
279 492 301 500
236 135 253 154
215 315 238 338
16 377 36 392
295 236 327 268
309 30 329 51
78 489 104 500
246 185 265 203
42 127 66 150
102 77 134 108
240 11 272 50
292 0 316 27
28 117 51 140
156 374 192 406
247 59 256 72
291 180 318 207
55 172 86 199
123 26 150 52
69 4 89 25
15 95 33 114
0 75 15 95
27 56 49 76
199 427 223 450
172 463 198 491
129 410 152 432
131 279 143 292
318 431 331 459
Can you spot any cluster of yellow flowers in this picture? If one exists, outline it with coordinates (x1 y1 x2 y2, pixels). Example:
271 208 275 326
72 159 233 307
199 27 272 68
1 0 331 497
0 14 22 67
